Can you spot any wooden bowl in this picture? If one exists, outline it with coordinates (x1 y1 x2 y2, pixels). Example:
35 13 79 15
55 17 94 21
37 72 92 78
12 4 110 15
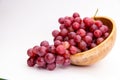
70 16 116 66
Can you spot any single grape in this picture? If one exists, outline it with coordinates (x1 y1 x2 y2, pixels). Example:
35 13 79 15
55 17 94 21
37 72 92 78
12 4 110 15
54 35 63 41
32 46 39 54
95 20 103 28
72 22 80 30
74 35 81 43
46 63 56 70
64 19 71 27
56 45 66 55
54 40 62 47
52 30 60 37
64 36 69 41
90 24 98 32
60 28 68 37
56 55 65 65
36 57 46 67
83 17 94 27
94 29 102 38
58 17 65 24
97 37 104 44
44 53 55 64
84 35 92 44
73 12 80 18
104 32 109 38
74 17 82 23
99 25 109 34
40 40 49 48
90 43 97 48
69 46 78 55
62 41 70 49
76 29 86 37
63 58 71 66
37 46 47 57
69 39 76 46
27 57 36 67
27 48 35 57
68 32 76 39
63 50 70 59
78 40 87 50
59 24 66 30
86 32 93 38
47 45 56 54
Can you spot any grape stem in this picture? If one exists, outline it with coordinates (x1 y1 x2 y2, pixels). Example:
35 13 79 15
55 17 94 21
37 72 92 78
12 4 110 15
93 8 98 19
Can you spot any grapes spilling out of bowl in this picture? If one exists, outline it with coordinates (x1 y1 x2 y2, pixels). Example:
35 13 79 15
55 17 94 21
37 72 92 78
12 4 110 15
27 12 110 70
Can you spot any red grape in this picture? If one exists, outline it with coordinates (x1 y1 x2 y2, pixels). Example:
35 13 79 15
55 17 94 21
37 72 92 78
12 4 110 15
56 45 66 55
47 63 56 70
56 55 65 65
44 53 55 64
94 29 102 38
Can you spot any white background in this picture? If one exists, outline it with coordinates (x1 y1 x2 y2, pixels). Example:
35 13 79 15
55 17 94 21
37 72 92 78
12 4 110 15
0 0 120 80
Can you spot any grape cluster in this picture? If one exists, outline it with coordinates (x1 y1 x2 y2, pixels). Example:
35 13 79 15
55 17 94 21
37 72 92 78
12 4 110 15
27 12 110 71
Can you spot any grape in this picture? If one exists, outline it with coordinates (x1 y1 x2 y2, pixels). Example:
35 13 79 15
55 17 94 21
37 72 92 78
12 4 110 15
60 28 68 37
76 29 86 37
56 45 66 55
68 32 76 39
52 30 60 37
72 22 80 30
69 39 76 46
80 21 86 29
83 17 94 26
63 58 71 66
62 41 70 49
47 45 56 54
95 20 103 28
27 57 36 67
58 17 64 24
90 43 97 48
97 37 104 44
47 63 56 70
64 36 69 41
36 57 46 67
54 35 63 41
26 12 110 71
84 35 92 44
74 35 81 43
90 24 98 32
59 24 66 30
78 40 87 50
100 25 109 33
54 40 62 47
73 12 80 18
63 50 70 59
104 32 109 38
86 32 93 38
27 48 35 57
56 55 65 65
37 46 47 57
94 29 102 38
74 17 82 23
69 46 78 55
67 26 74 32
32 46 39 54
64 19 71 27
44 53 55 64
40 40 49 48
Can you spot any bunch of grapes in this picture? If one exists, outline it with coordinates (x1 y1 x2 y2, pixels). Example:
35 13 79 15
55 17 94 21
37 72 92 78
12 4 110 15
27 12 109 70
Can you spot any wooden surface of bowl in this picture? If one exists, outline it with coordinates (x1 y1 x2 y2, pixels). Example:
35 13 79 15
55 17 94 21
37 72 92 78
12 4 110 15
70 16 116 66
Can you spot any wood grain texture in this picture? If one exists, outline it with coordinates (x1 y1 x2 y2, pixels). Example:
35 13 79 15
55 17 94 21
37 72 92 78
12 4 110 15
70 16 116 65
